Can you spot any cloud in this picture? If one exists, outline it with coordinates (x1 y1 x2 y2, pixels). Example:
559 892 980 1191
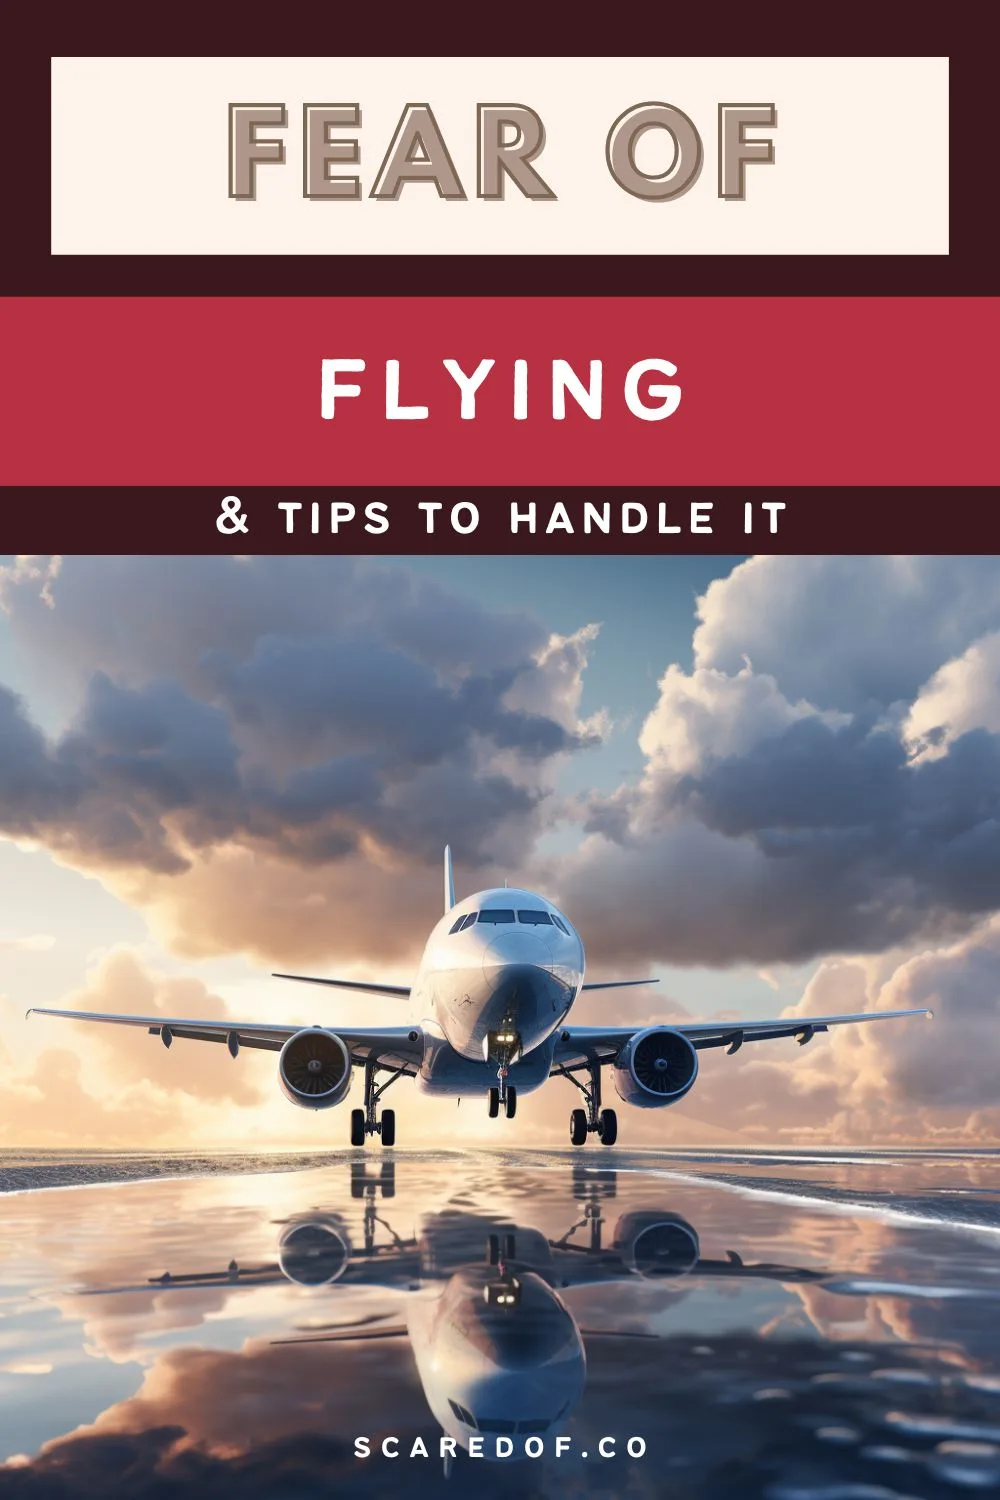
904 629 1000 761
0 949 274 1148
557 556 1000 969
691 555 1000 712
637 659 847 779
0 556 602 964
0 932 54 952
637 915 1000 1147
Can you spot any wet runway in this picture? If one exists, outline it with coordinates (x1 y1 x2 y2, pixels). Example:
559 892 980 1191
1 1149 999 1497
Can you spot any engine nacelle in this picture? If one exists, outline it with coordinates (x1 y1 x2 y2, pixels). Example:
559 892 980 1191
278 1215 351 1286
611 1211 701 1278
613 1026 698 1108
278 1028 352 1110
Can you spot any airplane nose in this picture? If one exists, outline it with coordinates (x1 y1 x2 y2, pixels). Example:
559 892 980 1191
482 929 554 981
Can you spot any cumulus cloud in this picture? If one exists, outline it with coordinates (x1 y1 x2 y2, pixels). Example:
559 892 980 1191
0 556 602 964
904 629 1000 761
558 555 1000 970
637 659 846 779
691 555 1000 712
0 950 273 1148
625 916 1000 1148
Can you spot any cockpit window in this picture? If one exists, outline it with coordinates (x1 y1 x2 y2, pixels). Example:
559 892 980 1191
461 913 477 930
518 1419 551 1433
476 1418 517 1434
448 915 466 933
449 913 477 933
517 910 553 925
478 909 515 924
448 1399 477 1428
551 914 570 934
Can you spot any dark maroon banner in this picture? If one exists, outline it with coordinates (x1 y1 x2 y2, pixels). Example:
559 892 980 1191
1 488 994 554
3 27 991 297
0 298 995 489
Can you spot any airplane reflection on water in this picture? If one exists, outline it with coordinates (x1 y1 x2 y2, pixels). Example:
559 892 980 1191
80 1162 856 1463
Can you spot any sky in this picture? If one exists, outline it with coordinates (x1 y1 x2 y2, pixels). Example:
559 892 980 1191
2 551 1000 1150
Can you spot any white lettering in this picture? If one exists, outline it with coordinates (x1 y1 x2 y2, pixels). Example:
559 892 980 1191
443 357 495 419
321 358 365 419
624 358 681 420
552 359 602 420
385 358 429 420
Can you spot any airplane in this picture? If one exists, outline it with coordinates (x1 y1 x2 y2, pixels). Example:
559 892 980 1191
27 846 932 1148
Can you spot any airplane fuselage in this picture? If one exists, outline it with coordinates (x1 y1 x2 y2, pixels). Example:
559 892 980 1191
410 887 584 1097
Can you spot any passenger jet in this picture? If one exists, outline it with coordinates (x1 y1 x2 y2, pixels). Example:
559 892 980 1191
29 848 931 1147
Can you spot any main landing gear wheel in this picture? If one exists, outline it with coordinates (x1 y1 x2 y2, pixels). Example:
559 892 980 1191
505 1087 517 1120
488 1087 500 1118
350 1056 403 1146
568 1061 620 1145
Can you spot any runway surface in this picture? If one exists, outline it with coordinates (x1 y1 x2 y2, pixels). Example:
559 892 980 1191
1 1148 999 1496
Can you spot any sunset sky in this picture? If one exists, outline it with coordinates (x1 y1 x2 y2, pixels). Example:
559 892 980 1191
2 552 999 1150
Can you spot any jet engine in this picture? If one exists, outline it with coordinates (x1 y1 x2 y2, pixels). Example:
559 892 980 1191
278 1215 351 1286
613 1026 698 1108
611 1211 701 1278
278 1028 352 1110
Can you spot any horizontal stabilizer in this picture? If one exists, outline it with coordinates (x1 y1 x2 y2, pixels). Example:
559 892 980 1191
581 979 659 992
272 973 411 997
272 1326 408 1345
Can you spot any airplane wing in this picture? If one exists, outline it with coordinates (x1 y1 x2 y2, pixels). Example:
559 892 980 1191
75 1263 284 1296
25 1008 424 1075
552 1008 932 1071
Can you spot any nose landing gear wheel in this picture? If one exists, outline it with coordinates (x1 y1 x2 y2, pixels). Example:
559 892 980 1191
488 1087 500 1118
570 1108 588 1146
350 1108 365 1147
505 1087 517 1120
597 1108 617 1146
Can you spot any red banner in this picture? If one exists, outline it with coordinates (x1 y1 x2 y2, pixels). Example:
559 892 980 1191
0 297 994 487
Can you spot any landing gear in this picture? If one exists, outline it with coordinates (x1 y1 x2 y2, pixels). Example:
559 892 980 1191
487 1083 518 1119
487 1065 518 1122
563 1060 619 1146
488 1232 517 1265
350 1056 403 1147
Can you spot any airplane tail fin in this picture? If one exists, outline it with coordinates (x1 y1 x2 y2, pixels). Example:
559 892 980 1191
444 845 456 913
